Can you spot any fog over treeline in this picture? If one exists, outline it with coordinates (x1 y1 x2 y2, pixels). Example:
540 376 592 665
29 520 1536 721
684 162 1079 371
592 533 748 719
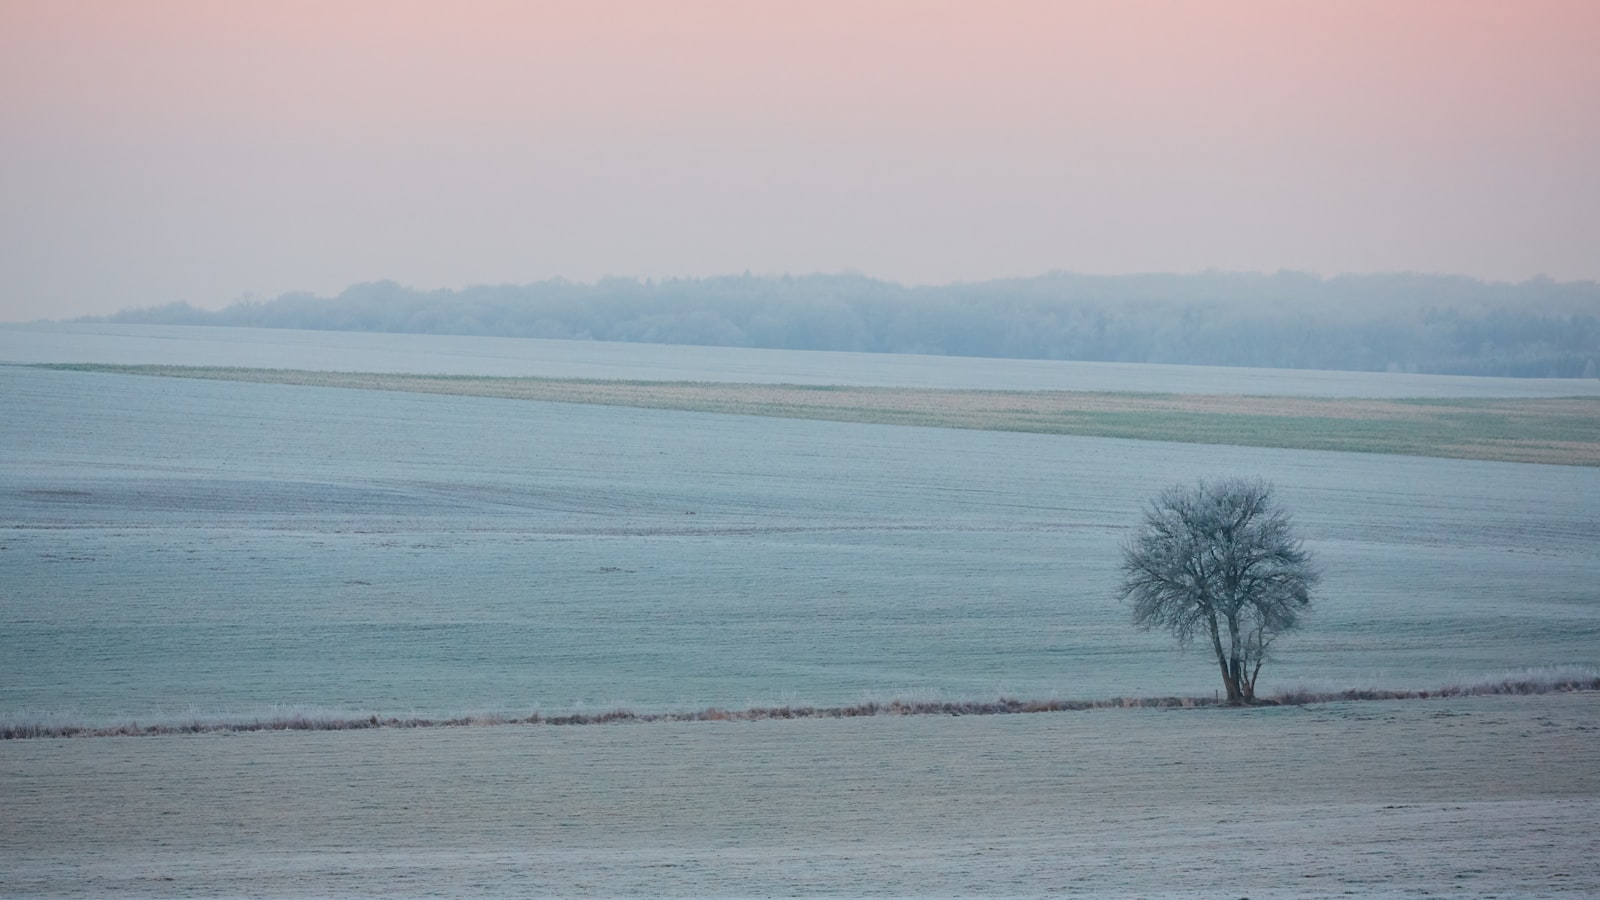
96 271 1600 377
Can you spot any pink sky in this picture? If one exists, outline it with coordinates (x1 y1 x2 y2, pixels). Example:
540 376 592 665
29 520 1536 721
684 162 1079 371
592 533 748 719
2 0 1598 320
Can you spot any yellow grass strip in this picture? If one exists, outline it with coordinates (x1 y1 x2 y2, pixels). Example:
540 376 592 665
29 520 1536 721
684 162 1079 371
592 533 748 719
43 364 1600 467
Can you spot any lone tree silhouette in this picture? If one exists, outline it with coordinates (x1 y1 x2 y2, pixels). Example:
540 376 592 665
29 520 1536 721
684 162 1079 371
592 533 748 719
1119 478 1319 705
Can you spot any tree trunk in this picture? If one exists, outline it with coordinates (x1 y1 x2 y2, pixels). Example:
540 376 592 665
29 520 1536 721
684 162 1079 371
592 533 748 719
1206 613 1242 704
1217 659 1242 704
1224 612 1246 704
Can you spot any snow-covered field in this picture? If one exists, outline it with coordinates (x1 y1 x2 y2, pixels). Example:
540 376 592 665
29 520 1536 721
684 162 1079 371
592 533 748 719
4 692 1596 898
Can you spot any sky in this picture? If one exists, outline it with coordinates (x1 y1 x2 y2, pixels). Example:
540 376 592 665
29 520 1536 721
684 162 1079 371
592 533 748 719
2 0 1598 322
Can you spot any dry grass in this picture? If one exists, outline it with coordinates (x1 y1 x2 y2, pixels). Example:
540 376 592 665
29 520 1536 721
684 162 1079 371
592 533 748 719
40 364 1600 466
8 669 1597 740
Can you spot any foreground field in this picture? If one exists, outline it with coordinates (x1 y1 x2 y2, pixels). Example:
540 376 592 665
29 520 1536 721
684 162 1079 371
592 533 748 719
40 363 1600 465
4 692 1596 898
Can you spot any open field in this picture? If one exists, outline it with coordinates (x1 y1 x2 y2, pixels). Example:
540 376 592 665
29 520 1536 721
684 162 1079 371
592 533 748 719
38 363 1600 465
3 692 1597 898
4 336 1599 896
6 363 1598 723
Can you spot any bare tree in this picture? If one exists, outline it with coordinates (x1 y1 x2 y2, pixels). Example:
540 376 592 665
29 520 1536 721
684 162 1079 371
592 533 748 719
1119 478 1319 704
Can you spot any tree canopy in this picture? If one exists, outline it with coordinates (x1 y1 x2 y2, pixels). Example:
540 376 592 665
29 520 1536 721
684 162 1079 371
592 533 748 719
1119 478 1319 704
91 271 1600 378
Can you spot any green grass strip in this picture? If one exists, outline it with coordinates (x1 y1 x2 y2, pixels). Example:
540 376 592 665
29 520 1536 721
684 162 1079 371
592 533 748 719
36 363 1600 467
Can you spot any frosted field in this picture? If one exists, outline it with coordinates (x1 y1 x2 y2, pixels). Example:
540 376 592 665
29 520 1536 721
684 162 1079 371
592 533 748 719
4 363 1598 723
2 328 1598 897
4 694 1597 897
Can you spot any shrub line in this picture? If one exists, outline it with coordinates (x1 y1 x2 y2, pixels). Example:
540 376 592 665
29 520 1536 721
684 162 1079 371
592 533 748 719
6 673 1597 740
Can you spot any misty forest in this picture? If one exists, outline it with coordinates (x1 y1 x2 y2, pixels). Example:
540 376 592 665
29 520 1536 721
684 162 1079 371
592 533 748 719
96 270 1600 378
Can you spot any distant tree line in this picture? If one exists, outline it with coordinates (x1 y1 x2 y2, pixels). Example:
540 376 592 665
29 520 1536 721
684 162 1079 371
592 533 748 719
94 271 1600 377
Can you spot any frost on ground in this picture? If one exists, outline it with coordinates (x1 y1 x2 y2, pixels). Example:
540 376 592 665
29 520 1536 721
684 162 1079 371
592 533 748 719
2 692 1595 898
